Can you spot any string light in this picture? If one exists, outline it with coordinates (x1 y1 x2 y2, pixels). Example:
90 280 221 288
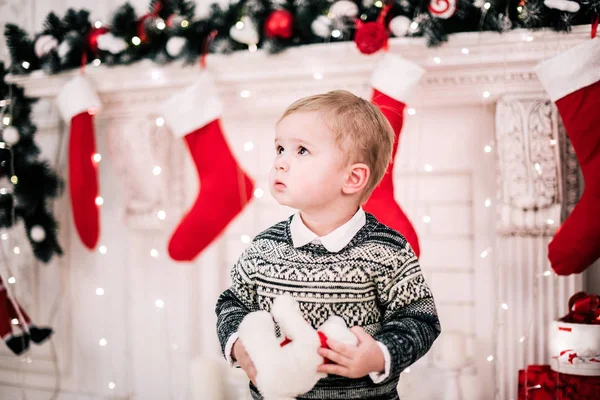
534 163 542 175
254 188 264 198
13 247 20 255
181 20 189 28
483 91 491 98
487 355 494 362
152 166 162 175
422 216 431 224
1 233 7 240
241 235 251 244
99 245 107 255
157 210 166 220
132 36 141 46
483 2 491 9
99 338 107 347
150 248 159 258
519 336 525 343
155 117 165 127
404 367 411 373
424 164 433 172
95 197 104 206
410 21 419 31
331 30 341 38
11 318 18 325
543 270 552 277
244 142 254 151
92 153 102 162
236 21 244 30
96 288 105 296
313 72 324 80
7 277 16 284
249 44 258 52
156 19 166 30
155 299 165 308
433 57 441 64
151 70 160 80
93 59 101 67
484 145 492 153
546 219 555 225
550 139 557 146
10 176 18 184
108 382 116 390
374 0 383 7
2 116 10 125
501 303 509 310
95 21 102 28
22 61 30 69
240 90 251 98
461 48 470 55
407 108 416 116
480 248 491 259
485 198 492 207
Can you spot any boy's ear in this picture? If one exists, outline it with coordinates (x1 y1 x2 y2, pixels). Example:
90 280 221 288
342 163 370 196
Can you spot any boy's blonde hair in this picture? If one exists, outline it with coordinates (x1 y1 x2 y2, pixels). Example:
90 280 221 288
278 90 394 203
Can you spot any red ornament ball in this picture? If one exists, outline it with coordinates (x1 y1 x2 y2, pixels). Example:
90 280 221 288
354 22 388 55
87 27 109 55
264 10 294 39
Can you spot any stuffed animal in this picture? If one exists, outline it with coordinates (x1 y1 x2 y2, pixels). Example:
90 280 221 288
238 295 358 400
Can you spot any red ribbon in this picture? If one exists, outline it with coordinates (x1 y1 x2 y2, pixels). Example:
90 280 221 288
592 16 599 39
200 30 218 69
560 291 600 324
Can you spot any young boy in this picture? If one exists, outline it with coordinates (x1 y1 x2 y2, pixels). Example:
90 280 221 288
215 55 440 400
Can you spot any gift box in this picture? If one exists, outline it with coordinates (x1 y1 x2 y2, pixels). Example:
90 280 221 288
518 364 600 400
549 292 600 376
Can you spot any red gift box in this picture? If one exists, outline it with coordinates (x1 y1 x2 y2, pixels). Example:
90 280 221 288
518 365 600 399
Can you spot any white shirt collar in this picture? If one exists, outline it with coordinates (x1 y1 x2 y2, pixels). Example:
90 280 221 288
290 208 366 253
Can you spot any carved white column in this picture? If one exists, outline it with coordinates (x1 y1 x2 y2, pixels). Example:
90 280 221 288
494 95 583 399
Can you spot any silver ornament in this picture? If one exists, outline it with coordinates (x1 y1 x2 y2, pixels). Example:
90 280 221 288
34 35 59 58
30 225 46 242
389 16 411 37
329 1 360 18
2 126 19 145
166 36 186 57
311 15 332 38
229 16 259 45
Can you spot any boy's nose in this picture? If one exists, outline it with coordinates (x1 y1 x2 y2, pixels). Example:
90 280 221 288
274 157 289 172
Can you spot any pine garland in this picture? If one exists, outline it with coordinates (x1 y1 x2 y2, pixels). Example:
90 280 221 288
3 0 598 76
0 63 64 263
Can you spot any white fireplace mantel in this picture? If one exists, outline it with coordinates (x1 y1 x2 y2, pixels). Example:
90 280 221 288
7 26 590 112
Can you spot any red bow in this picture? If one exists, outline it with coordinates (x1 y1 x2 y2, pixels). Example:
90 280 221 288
560 291 600 324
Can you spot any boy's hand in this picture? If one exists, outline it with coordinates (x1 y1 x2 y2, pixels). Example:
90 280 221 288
233 339 257 385
317 326 385 379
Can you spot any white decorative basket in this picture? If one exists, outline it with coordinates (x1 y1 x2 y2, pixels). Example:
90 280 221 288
549 320 600 376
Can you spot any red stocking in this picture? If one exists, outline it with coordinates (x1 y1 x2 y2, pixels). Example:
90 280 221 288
535 39 600 275
364 54 425 256
57 76 102 250
162 73 254 261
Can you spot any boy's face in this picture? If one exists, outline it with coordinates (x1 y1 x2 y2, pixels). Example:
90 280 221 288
269 111 348 212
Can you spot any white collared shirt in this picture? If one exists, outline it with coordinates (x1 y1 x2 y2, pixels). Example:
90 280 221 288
290 207 366 252
225 207 392 384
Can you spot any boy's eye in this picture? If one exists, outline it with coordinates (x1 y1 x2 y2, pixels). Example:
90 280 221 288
276 145 284 155
298 146 308 155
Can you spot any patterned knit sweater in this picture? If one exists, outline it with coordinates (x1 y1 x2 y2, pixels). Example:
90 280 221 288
215 213 441 400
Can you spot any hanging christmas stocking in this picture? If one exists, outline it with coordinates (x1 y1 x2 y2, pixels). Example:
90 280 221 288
162 73 254 261
0 277 53 355
57 76 102 250
534 38 600 275
364 53 425 256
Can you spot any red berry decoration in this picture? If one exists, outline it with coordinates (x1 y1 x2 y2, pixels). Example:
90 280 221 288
354 22 387 55
264 10 294 39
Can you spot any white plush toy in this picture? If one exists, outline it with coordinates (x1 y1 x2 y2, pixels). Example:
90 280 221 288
238 295 358 400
